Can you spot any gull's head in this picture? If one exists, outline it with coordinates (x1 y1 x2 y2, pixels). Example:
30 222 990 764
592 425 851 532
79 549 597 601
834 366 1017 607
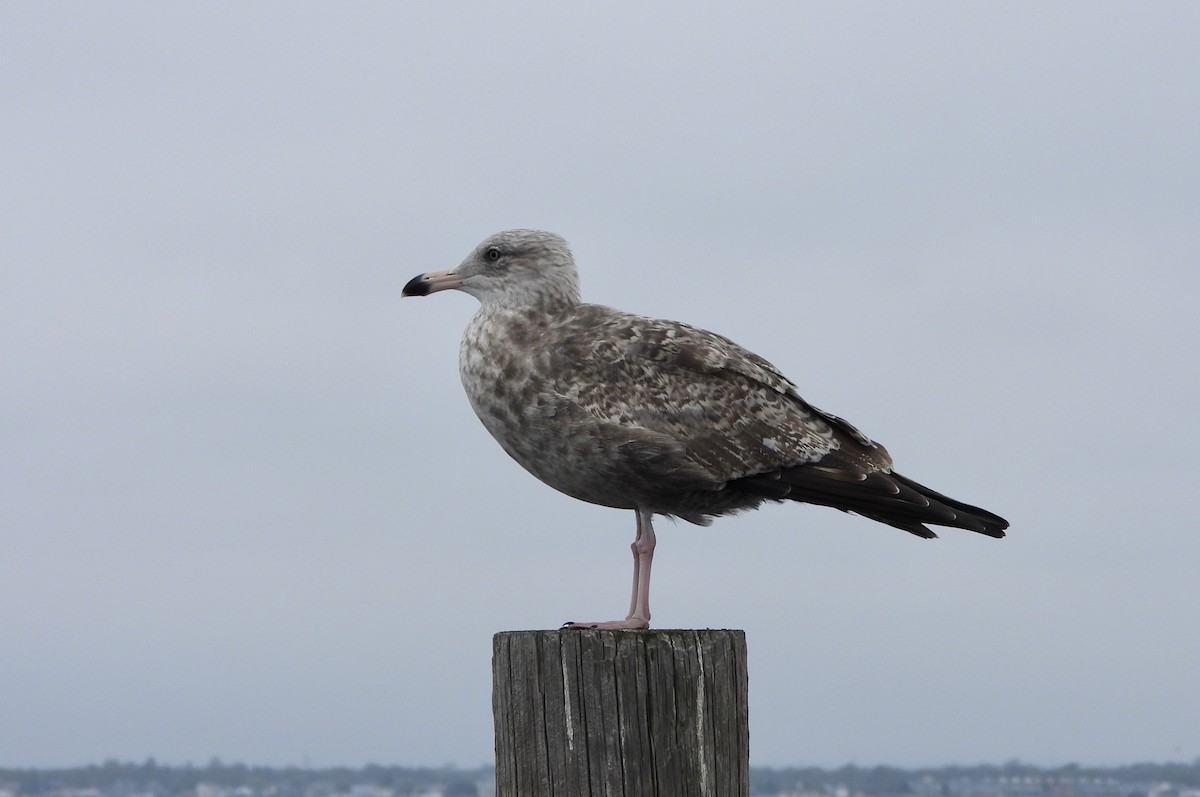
403 229 582 310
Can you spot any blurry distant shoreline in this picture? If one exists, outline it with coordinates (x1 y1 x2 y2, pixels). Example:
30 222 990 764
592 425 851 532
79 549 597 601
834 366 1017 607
2 759 1199 797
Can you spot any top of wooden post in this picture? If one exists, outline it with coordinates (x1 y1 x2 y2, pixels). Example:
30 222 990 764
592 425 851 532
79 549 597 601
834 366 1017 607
493 628 749 797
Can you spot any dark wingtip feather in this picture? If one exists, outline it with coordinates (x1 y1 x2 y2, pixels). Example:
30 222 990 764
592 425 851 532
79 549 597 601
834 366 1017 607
856 511 941 539
729 464 1008 540
889 472 1009 538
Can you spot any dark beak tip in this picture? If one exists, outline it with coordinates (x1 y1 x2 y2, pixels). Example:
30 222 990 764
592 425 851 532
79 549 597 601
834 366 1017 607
402 275 430 297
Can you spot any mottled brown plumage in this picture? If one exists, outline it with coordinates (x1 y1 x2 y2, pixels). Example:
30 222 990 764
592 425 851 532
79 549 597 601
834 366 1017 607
403 229 1007 628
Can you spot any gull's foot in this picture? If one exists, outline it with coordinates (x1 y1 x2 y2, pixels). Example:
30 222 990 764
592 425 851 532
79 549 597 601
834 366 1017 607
561 618 650 631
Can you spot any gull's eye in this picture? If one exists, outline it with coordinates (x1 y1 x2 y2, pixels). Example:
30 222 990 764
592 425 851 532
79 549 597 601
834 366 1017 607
484 246 502 262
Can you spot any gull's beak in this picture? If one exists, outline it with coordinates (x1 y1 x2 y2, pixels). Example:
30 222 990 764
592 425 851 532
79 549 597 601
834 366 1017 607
402 268 464 297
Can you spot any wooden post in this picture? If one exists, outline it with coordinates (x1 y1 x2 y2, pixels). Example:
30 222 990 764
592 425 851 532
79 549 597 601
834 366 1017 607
492 629 749 797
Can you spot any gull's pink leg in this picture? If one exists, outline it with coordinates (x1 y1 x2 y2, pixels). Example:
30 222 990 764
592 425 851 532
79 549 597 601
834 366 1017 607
628 509 655 624
625 528 642 620
563 508 655 631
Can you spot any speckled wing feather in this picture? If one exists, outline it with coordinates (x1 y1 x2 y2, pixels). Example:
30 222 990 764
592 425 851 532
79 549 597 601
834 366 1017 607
545 305 891 482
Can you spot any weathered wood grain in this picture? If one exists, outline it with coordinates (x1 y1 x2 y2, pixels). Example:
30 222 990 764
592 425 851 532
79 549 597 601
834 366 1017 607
493 629 749 797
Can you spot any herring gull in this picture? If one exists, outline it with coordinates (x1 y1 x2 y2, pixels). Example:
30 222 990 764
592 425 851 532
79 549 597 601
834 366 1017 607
402 229 1008 630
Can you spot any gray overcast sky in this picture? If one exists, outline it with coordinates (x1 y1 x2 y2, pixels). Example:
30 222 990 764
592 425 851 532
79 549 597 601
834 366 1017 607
2 1 1198 770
